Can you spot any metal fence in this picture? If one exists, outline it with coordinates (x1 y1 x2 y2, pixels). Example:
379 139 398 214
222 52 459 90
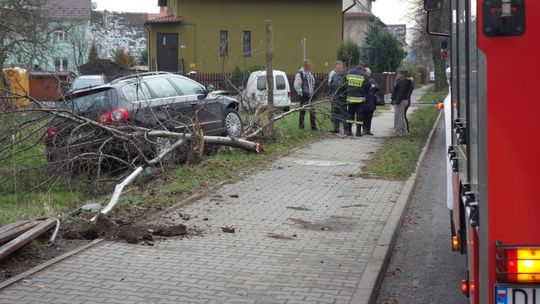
189 72 397 101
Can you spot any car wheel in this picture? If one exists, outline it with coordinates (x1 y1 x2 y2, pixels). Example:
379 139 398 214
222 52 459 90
223 109 243 138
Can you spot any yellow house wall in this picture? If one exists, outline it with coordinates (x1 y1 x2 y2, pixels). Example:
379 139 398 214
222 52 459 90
149 0 342 74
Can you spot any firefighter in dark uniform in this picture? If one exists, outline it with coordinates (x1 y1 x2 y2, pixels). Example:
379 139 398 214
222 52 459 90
345 63 372 136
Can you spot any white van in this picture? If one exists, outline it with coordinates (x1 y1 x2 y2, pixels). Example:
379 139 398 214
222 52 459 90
242 70 292 111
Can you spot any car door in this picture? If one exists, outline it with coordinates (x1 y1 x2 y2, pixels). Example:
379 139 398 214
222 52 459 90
144 76 194 132
168 75 222 134
274 74 289 107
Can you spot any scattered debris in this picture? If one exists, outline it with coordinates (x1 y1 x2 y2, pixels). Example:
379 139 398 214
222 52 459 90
148 223 187 237
288 217 355 232
387 268 402 277
221 226 236 233
202 217 209 221
70 203 103 216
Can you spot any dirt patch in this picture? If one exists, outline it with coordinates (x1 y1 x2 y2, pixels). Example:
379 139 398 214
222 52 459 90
287 206 311 211
267 233 296 240
62 215 190 245
0 238 89 283
288 217 356 232
341 204 368 209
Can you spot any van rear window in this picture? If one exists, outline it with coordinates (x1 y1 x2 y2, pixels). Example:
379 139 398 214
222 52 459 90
276 75 286 90
257 76 267 91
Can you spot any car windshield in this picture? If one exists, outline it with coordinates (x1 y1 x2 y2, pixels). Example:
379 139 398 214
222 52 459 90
72 78 104 90
68 88 117 114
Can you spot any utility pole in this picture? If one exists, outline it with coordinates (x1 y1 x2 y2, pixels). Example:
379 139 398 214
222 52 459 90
266 20 275 134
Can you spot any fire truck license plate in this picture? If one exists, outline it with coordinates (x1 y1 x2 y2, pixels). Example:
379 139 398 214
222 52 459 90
496 286 540 304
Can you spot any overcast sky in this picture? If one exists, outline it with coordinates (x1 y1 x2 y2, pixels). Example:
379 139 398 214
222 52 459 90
372 0 410 25
93 0 160 13
93 0 410 24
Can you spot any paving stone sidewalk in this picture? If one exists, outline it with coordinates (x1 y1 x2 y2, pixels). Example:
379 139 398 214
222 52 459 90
0 88 428 304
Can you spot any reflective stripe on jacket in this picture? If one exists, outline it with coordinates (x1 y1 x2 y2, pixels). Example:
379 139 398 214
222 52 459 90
346 67 371 104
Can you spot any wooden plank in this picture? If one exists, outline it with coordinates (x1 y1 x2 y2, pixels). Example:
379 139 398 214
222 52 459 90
0 220 32 235
0 221 40 244
0 218 57 260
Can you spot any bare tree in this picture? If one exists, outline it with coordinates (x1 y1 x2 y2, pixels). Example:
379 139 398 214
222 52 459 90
0 0 55 72
67 21 92 72
408 0 449 92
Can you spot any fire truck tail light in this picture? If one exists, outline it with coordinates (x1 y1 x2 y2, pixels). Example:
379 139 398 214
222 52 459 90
496 243 540 283
452 236 459 251
438 102 444 110
460 279 469 295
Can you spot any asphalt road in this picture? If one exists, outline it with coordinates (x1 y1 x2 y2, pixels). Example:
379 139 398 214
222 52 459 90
376 119 467 304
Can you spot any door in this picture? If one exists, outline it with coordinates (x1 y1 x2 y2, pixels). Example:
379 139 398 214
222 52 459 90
167 75 223 134
144 76 192 132
156 33 179 72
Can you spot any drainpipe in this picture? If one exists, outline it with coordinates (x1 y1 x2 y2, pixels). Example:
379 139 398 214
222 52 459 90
342 0 356 40
144 23 151 71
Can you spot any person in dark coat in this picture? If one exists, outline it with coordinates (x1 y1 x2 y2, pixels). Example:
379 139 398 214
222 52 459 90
329 61 348 133
345 63 372 136
391 67 415 135
362 67 379 136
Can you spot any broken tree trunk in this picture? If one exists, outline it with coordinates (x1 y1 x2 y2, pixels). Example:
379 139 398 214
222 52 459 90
0 218 57 260
145 131 264 153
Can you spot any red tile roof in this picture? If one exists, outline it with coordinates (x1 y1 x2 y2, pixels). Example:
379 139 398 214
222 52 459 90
145 15 183 24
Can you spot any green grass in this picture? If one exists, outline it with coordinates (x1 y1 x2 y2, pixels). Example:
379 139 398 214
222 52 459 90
418 87 448 103
0 108 331 226
363 105 440 179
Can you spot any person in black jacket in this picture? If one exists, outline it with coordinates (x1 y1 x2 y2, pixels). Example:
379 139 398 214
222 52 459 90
362 67 380 135
345 63 373 136
391 67 415 135
329 61 348 133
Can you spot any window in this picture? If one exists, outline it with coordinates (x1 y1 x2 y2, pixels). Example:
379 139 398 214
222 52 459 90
145 77 179 98
219 30 228 57
168 76 205 96
71 89 116 114
54 30 67 42
122 83 151 102
242 31 251 57
256 76 267 91
54 58 68 72
276 75 286 90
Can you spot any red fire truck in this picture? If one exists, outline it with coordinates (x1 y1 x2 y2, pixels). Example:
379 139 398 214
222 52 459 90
425 0 540 303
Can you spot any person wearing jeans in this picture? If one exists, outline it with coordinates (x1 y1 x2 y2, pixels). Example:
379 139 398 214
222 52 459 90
294 60 317 130
329 61 348 133
391 67 415 135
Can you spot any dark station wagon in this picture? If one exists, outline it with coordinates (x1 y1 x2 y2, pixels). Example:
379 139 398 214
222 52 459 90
45 72 243 165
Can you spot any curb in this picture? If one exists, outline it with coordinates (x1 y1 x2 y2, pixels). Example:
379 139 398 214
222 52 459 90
350 110 443 304
0 238 104 290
